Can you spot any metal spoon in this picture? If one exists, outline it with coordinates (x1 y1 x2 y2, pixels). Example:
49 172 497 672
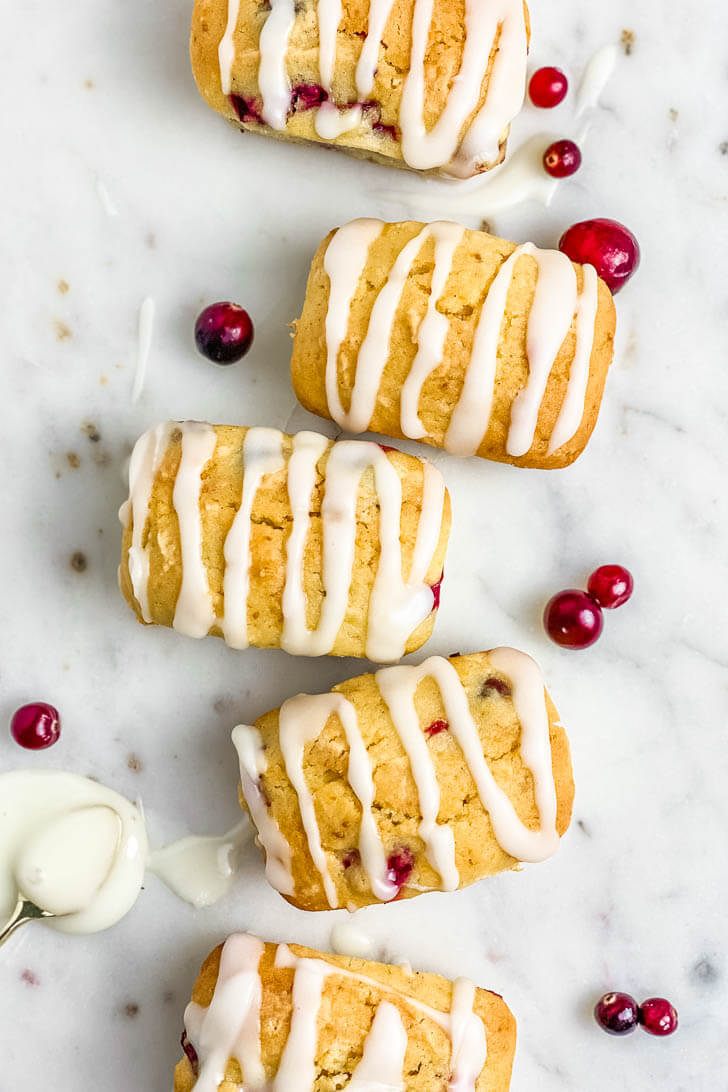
0 893 56 947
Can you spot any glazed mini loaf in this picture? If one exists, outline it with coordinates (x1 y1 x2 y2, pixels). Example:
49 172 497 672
119 422 450 662
232 648 573 911
190 0 530 178
176 933 516 1091
291 218 618 469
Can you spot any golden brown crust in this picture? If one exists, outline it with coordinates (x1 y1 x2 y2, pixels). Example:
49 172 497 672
119 424 451 659
174 938 517 1091
290 221 617 469
190 0 530 176
240 651 574 911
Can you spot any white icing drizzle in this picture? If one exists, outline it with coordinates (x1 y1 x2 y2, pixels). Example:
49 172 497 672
347 1001 408 1090
132 295 155 403
122 420 174 622
575 44 618 118
185 934 490 1091
185 933 266 1092
147 819 251 909
258 0 297 129
123 424 445 662
322 223 599 460
220 0 527 174
222 427 285 650
330 916 376 959
219 0 242 96
547 264 600 455
232 724 296 896
172 422 218 638
236 650 559 908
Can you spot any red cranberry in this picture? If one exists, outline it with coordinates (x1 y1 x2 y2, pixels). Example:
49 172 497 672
180 1031 199 1075
431 572 444 610
386 847 414 890
594 992 639 1035
639 997 678 1037
588 565 634 610
559 219 641 294
543 139 582 178
544 590 603 649
230 95 263 124
529 66 568 108
377 443 399 454
291 83 328 111
480 677 511 698
341 850 360 870
10 703 61 749
425 719 448 738
194 302 254 365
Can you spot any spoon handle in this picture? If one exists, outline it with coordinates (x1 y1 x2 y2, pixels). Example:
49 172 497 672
0 894 54 948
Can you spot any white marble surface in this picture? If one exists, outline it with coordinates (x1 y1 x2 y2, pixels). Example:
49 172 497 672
1 0 727 1088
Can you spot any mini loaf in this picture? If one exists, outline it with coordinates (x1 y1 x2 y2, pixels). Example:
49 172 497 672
176 933 517 1091
190 0 530 178
232 649 573 911
291 218 618 468
118 423 450 662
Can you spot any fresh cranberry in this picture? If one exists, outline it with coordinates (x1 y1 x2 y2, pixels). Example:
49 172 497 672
425 719 448 738
594 992 639 1035
291 83 328 111
180 1031 199 1075
559 219 641 294
480 677 511 698
230 95 263 124
10 703 61 749
194 302 254 365
431 573 444 610
386 847 414 890
529 66 568 108
639 998 679 1037
544 590 603 649
587 565 634 610
543 139 582 178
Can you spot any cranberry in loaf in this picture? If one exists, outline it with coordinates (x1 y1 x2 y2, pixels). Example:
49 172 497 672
291 219 617 468
232 649 574 911
175 933 517 1091
190 0 530 177
119 423 450 662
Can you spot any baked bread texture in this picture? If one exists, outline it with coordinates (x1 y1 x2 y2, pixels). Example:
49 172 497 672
232 648 573 911
175 933 517 1091
291 219 617 469
119 422 450 662
190 0 530 178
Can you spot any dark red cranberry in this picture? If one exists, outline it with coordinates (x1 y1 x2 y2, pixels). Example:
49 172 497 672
594 992 639 1035
377 443 399 454
180 1031 199 1075
544 590 603 649
529 66 568 108
195 302 254 365
431 573 444 610
386 847 414 890
425 719 448 738
372 121 399 140
587 565 634 610
543 139 582 178
639 998 679 1037
10 703 61 750
480 677 511 698
230 95 263 124
342 849 360 870
291 83 328 111
559 219 641 294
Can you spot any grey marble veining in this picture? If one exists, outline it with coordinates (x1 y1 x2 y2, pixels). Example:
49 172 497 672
1 0 728 1088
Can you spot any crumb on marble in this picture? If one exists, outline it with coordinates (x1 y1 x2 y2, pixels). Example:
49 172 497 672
621 29 635 55
84 78 95 89
70 551 88 573
123 1003 140 1019
480 219 493 235
669 108 679 123
93 449 112 468
719 141 728 156
100 374 108 385
57 279 70 295
692 957 720 985
83 422 101 443
127 753 144 773
145 232 156 249
54 319 72 341
21 969 39 986
67 452 80 468
577 819 591 837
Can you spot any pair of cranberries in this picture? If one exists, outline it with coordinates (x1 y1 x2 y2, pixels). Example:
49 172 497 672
544 565 633 650
528 67 582 183
10 703 61 749
595 992 678 1037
